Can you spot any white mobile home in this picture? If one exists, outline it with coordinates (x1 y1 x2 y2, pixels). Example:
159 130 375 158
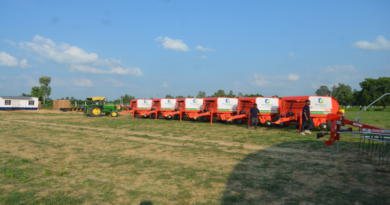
0 96 39 110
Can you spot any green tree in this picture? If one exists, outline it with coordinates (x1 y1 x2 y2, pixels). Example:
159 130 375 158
315 85 331 96
39 76 51 104
196 91 206 98
30 86 40 97
212 90 226 97
358 77 390 111
331 83 353 107
244 93 264 97
176 95 184 98
165 94 174 98
237 92 244 97
114 94 135 104
65 96 69 100
187 95 194 98
226 90 236 97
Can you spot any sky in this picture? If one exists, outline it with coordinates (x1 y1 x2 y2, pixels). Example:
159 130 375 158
0 0 389 100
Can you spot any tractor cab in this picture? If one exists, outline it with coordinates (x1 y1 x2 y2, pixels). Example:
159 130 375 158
84 97 120 117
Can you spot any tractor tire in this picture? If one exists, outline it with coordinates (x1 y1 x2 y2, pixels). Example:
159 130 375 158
326 120 332 131
111 112 118 117
83 107 87 114
89 106 102 117
150 113 156 119
166 115 173 120
320 123 327 130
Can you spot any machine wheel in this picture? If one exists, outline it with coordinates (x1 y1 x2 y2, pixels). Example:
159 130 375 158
111 112 118 117
272 115 280 122
150 113 156 119
174 114 180 120
200 116 210 122
89 106 102 117
83 107 87 114
326 120 332 131
264 120 272 127
166 115 173 120
278 122 287 127
320 123 327 130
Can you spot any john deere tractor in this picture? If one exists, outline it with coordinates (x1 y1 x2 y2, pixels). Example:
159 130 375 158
83 97 121 117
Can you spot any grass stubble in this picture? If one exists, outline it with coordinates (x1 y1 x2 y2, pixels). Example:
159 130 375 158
0 110 389 204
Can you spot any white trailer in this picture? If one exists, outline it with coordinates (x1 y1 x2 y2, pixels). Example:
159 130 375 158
0 96 39 110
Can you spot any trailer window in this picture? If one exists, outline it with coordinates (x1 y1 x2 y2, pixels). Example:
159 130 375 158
5 100 11 105
29 101 35 105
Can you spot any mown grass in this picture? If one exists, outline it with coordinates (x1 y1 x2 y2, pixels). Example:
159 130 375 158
0 110 389 204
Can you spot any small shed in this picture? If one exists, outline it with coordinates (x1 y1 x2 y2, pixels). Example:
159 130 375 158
53 100 71 110
0 96 39 110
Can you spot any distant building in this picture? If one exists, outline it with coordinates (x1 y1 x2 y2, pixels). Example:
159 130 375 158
0 96 39 110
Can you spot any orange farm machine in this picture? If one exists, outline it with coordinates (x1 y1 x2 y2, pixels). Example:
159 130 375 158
226 97 280 127
191 97 238 125
272 95 340 131
317 93 390 164
129 99 154 119
162 98 204 121
144 98 178 120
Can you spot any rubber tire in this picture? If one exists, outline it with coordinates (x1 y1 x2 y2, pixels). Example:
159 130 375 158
174 114 180 120
83 107 87 114
326 120 332 131
150 113 156 119
88 106 102 117
166 116 173 120
264 120 272 127
200 116 210 122
111 111 118 117
272 115 280 122
320 123 327 130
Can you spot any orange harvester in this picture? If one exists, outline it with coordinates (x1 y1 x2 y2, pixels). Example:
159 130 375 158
191 97 238 125
129 99 154 119
273 95 340 131
226 97 281 127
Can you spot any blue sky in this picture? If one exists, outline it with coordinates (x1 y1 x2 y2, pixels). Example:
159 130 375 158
0 0 389 100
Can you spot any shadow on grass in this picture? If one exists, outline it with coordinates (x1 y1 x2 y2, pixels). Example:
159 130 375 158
221 141 389 205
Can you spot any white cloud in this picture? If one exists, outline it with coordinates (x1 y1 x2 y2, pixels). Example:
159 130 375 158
352 35 390 51
251 74 269 86
72 77 93 87
69 65 143 76
162 82 169 87
324 65 355 72
288 73 299 81
4 39 16 46
288 52 300 58
18 35 142 75
0 52 31 68
196 55 208 59
155 36 189 51
107 79 128 87
196 45 214 51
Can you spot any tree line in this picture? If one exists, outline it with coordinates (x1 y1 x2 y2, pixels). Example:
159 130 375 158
20 76 389 110
315 77 390 110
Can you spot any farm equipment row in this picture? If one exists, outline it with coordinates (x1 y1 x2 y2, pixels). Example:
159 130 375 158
129 95 341 131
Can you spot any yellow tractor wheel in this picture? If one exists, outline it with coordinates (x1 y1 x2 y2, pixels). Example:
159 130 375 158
111 111 118 117
88 106 102 117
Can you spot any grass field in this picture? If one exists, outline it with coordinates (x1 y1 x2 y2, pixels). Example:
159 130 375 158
0 110 389 204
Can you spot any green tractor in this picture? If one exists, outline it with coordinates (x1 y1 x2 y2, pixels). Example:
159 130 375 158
83 97 121 117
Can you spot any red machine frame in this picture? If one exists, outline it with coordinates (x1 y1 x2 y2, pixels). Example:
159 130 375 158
225 97 280 127
272 95 339 132
192 97 238 125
